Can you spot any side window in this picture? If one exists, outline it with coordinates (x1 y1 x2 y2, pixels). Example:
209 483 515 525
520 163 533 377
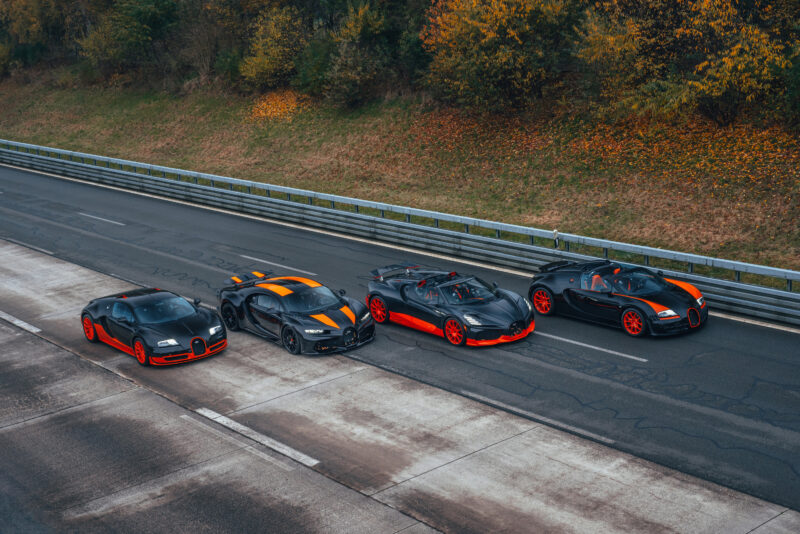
254 293 280 310
581 273 610 292
404 284 440 304
111 302 133 322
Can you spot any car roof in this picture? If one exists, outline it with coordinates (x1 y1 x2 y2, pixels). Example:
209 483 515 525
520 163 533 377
251 276 325 297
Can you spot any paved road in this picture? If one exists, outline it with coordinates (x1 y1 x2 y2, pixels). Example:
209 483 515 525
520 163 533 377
2 164 799 512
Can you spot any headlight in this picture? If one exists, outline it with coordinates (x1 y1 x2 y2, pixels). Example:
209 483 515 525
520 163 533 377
657 309 678 318
209 325 223 335
696 296 705 307
157 338 179 347
463 314 481 326
305 329 324 334
360 311 370 323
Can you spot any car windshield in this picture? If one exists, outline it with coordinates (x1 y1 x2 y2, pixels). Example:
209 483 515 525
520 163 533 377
282 286 342 314
441 278 497 305
610 269 670 297
133 295 195 324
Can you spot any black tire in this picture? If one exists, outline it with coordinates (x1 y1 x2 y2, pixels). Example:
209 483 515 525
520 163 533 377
82 314 99 343
221 303 240 331
621 308 648 337
368 295 389 324
281 326 302 355
529 287 556 316
443 318 467 346
133 338 151 366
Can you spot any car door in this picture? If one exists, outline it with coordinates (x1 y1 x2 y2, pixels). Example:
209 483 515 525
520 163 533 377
107 301 136 345
247 292 282 338
400 284 446 331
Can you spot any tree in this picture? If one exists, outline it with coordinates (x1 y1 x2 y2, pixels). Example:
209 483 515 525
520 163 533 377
421 0 581 110
240 5 309 90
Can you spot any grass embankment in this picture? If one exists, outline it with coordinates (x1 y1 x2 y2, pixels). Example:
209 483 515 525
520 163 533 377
1 77 798 276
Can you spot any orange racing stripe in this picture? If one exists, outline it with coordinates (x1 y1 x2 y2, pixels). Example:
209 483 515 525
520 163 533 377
267 276 321 287
340 305 356 324
612 294 670 314
256 283 293 296
664 278 703 302
311 314 339 329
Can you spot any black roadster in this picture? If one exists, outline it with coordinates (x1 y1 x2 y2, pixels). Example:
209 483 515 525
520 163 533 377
366 263 534 346
217 272 374 354
81 288 227 365
528 260 708 336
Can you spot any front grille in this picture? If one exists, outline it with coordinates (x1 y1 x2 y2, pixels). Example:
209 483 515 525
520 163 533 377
687 308 700 328
165 354 188 361
191 338 206 356
343 328 357 346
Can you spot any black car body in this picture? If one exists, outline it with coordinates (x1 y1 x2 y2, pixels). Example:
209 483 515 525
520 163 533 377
217 272 375 354
528 260 708 336
366 263 534 346
81 288 227 365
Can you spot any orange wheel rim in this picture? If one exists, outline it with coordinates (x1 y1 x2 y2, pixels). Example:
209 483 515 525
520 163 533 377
82 317 95 340
134 342 146 364
445 320 463 344
532 290 551 314
370 298 387 322
623 311 643 335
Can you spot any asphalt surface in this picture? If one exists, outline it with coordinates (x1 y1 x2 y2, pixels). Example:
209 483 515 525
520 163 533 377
2 164 799 512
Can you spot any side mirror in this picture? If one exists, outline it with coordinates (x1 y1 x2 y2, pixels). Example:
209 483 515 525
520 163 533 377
193 298 201 306
338 289 346 296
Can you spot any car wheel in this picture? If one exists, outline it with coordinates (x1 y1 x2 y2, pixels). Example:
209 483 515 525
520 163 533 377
82 314 99 343
621 309 647 337
281 327 301 355
444 318 466 346
221 303 240 331
369 296 389 324
529 287 555 316
133 338 151 366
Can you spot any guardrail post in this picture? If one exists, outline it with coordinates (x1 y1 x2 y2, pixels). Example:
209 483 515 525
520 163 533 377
644 255 649 266
688 262 694 273
330 200 335 209
308 196 313 205
405 214 411 223
354 205 359 213
287 193 292 201
789 280 794 292
603 247 608 259
380 210 384 217
735 271 741 282
496 229 501 239
464 224 470 233
434 219 439 228
565 242 570 252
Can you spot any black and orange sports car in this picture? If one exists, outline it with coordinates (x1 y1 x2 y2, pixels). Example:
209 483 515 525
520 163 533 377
528 260 708 336
81 288 227 365
366 263 534 347
217 272 374 354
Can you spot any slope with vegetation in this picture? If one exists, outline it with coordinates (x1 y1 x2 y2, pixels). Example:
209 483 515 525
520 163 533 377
0 1 798 272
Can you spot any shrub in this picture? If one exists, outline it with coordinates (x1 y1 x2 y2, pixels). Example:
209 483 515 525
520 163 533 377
240 6 308 91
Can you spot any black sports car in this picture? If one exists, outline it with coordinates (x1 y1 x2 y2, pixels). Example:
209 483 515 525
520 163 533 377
217 272 374 354
366 263 534 346
528 260 708 336
81 288 227 365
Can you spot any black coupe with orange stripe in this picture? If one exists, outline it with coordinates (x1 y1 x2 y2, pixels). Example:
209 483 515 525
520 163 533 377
81 288 227 366
528 260 708 337
217 272 374 355
366 263 534 347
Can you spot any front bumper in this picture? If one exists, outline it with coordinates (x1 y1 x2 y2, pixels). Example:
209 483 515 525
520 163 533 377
465 318 535 347
299 323 376 354
150 337 228 365
649 305 709 335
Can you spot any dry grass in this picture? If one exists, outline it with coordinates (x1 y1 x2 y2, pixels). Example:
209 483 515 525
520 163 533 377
1 76 797 272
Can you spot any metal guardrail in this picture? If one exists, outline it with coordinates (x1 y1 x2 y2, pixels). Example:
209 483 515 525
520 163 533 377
2 138 799 325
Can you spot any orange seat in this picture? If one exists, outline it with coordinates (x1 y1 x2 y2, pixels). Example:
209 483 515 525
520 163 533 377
590 275 608 291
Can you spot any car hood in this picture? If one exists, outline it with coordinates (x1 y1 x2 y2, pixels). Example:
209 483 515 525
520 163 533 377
453 292 528 326
142 310 217 343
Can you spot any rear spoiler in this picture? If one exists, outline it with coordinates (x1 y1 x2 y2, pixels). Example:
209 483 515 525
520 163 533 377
222 270 273 289
369 262 422 280
537 260 578 273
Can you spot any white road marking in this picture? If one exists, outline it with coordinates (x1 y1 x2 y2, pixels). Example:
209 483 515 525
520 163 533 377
0 310 42 333
465 392 615 444
180 415 294 471
78 212 126 226
536 332 648 362
195 408 319 467
239 254 317 276
710 311 800 335
1 237 53 255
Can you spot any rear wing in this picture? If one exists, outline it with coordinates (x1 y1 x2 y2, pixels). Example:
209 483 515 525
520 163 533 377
369 262 422 280
221 270 273 291
537 260 578 273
